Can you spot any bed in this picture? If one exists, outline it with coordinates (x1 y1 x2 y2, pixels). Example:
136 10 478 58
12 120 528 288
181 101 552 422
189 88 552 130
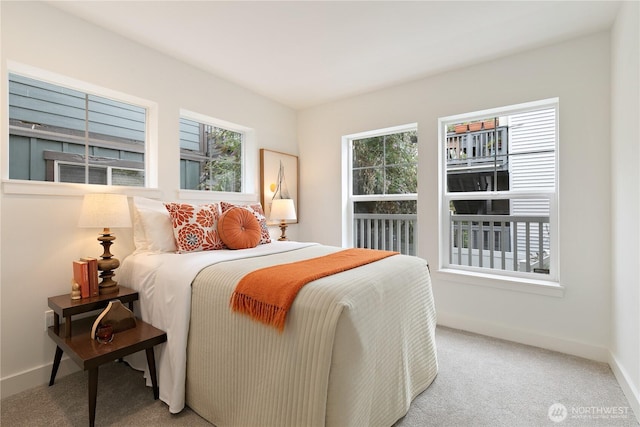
119 198 438 426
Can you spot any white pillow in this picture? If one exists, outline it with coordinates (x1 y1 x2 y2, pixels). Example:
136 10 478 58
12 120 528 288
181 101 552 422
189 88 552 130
132 197 177 253
132 203 149 251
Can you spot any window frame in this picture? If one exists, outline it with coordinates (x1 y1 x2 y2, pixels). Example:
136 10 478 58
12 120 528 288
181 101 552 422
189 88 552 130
54 160 145 186
342 123 418 249
3 62 159 197
177 109 256 202
437 98 562 296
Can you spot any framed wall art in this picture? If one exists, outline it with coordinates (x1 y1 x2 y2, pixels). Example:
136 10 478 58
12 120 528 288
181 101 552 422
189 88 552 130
260 149 298 224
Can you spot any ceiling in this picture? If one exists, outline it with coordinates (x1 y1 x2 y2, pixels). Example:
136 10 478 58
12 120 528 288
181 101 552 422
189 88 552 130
48 1 621 110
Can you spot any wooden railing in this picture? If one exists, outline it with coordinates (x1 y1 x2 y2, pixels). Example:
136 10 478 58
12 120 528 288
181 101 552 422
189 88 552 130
450 213 550 274
353 214 417 256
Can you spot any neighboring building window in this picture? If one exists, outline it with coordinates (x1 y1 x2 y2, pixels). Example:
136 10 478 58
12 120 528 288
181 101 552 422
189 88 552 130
8 73 146 186
345 124 418 255
179 115 244 192
440 98 558 281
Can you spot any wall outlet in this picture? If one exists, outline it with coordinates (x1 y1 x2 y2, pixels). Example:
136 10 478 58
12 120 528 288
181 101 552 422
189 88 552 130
45 310 54 331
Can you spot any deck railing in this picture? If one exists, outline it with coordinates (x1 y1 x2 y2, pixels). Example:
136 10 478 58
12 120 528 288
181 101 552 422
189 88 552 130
447 127 509 171
353 213 417 256
353 212 549 274
450 213 550 274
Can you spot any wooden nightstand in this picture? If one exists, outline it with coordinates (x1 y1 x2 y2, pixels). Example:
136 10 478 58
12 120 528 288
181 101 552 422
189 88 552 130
47 286 167 427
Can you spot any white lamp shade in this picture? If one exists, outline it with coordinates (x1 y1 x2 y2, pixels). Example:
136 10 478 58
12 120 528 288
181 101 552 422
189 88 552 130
270 198 297 221
78 193 132 228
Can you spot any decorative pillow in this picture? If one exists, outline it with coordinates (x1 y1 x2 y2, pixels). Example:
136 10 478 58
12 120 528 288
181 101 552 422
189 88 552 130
164 202 224 253
132 197 177 253
217 207 261 249
220 202 271 245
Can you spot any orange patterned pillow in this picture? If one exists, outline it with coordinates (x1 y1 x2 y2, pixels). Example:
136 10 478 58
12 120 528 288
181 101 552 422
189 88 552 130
217 207 261 249
220 202 271 245
164 203 224 253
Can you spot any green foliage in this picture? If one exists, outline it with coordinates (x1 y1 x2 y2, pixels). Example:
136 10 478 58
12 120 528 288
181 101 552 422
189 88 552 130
199 126 242 192
354 200 417 215
352 130 417 214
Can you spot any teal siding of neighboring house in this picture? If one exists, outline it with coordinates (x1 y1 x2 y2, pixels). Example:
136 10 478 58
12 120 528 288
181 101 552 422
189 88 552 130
8 74 145 182
179 117 202 190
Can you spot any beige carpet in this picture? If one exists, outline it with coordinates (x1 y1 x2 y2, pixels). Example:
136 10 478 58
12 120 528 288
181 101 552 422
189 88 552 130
1 326 637 426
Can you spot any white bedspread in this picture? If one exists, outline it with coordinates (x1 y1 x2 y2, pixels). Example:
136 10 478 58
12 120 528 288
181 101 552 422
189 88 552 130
119 241 317 413
186 245 437 427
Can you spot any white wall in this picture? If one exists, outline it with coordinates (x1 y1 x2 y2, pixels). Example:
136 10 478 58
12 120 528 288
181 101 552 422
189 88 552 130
298 32 613 361
0 2 298 397
1 1 637 416
610 0 640 418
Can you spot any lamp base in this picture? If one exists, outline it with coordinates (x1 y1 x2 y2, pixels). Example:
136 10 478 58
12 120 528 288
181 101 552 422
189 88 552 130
97 230 120 295
100 286 119 295
99 281 119 295
98 256 120 295
278 221 288 241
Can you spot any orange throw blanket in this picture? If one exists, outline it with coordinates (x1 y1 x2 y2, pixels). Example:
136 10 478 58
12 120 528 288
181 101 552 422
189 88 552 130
230 248 398 331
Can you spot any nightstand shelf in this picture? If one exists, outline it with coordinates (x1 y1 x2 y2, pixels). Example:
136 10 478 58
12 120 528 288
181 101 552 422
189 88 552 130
47 287 166 427
48 287 138 338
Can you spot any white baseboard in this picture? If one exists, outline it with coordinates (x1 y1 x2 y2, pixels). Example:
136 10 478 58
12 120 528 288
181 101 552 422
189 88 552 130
1 357 80 399
436 311 609 362
609 352 640 424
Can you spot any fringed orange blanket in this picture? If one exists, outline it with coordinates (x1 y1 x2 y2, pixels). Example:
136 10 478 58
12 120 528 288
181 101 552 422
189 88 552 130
230 248 398 331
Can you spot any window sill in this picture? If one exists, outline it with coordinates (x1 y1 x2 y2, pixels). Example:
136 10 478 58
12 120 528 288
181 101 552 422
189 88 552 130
433 268 565 297
2 180 163 198
2 181 260 204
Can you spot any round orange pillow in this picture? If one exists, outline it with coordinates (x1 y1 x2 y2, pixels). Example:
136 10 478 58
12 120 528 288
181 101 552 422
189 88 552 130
217 207 261 249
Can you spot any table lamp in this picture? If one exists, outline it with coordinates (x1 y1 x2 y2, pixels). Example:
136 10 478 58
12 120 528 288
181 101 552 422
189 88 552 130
269 198 296 241
78 193 132 295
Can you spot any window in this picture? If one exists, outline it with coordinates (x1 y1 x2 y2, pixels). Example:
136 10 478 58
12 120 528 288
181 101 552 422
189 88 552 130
344 124 418 255
440 98 558 283
8 73 146 186
179 114 245 193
